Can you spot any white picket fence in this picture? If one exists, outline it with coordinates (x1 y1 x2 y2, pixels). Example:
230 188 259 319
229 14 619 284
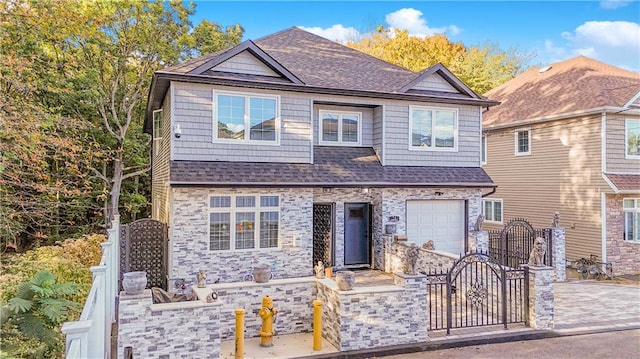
61 216 120 359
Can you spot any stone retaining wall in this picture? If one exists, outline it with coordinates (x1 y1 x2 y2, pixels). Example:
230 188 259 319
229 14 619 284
385 241 457 274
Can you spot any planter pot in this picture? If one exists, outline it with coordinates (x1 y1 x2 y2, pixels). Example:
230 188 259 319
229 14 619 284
122 271 147 295
253 263 271 283
335 271 355 291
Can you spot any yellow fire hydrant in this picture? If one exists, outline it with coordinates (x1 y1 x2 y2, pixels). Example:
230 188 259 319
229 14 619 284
258 295 278 347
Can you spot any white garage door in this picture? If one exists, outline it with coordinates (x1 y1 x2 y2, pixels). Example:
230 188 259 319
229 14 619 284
406 200 465 255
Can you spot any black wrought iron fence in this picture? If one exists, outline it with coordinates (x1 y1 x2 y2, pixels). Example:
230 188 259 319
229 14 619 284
488 218 552 268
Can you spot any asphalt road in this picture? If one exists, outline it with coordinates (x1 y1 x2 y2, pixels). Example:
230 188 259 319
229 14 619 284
372 329 640 359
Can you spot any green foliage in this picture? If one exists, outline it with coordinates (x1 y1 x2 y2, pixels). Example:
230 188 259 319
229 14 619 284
1 270 80 358
347 27 533 94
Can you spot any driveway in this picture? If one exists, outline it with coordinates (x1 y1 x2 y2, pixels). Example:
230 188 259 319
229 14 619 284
554 280 640 332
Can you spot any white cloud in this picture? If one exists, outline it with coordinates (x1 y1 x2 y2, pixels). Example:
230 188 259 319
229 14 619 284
599 0 633 9
385 8 460 38
542 21 640 72
297 25 361 43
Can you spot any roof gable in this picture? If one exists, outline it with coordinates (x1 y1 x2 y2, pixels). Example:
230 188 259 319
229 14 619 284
188 40 303 84
398 63 482 99
483 56 640 128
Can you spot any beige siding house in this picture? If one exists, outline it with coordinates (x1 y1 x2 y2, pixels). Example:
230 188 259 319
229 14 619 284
482 56 640 275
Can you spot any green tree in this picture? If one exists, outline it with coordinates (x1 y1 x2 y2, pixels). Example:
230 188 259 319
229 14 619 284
347 27 532 94
189 20 244 57
1 270 80 358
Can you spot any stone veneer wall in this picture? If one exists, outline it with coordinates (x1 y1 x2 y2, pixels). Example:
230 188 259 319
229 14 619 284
170 188 314 286
316 274 428 351
526 266 554 330
197 277 317 340
118 290 221 358
605 194 640 275
550 227 566 281
385 241 457 274
468 231 488 253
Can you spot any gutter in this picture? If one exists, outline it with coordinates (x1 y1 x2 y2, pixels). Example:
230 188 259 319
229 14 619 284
168 181 497 188
482 187 497 198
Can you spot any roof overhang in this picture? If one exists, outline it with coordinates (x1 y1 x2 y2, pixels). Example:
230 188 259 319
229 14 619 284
602 173 640 194
168 181 497 188
484 106 640 132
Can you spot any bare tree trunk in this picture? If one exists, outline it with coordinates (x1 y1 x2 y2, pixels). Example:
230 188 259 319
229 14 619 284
109 149 124 223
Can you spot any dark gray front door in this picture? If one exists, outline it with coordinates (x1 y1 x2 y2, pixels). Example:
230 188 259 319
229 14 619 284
344 203 370 265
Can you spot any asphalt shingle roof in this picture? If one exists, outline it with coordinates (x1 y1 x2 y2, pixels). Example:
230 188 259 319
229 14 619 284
483 56 640 128
170 146 495 187
605 173 640 192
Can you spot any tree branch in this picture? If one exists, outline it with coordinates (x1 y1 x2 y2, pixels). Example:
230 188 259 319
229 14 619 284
121 166 151 181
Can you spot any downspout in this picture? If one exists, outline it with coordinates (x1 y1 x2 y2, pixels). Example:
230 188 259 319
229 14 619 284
482 187 497 198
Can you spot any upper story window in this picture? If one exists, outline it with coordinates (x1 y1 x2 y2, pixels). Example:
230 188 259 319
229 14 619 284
482 199 503 224
624 198 640 242
514 128 531 156
214 91 279 143
626 119 640 159
410 106 458 151
152 110 163 156
481 134 487 165
209 194 280 251
319 111 361 145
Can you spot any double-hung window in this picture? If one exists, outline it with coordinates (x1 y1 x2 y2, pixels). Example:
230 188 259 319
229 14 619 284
481 134 487 165
209 195 280 251
626 119 640 159
214 91 279 143
515 128 531 156
319 111 361 145
410 106 458 150
482 199 503 224
623 198 640 242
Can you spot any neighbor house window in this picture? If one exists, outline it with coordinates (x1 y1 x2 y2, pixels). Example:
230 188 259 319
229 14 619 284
319 111 361 145
481 134 487 165
623 198 640 242
626 119 640 159
410 106 458 150
483 199 503 224
152 109 163 156
209 195 280 251
214 91 279 143
514 128 531 156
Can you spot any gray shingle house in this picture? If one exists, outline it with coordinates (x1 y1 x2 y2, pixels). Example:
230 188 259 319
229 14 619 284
144 27 498 284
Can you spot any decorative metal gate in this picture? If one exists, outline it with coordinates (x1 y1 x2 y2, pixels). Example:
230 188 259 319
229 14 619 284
488 218 552 268
119 219 168 291
426 252 529 334
313 204 334 268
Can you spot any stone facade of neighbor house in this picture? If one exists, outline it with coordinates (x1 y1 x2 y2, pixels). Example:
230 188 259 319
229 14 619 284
482 56 640 275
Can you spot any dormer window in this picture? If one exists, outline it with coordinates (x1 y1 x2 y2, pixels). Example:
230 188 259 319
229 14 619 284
319 111 361 146
409 106 458 151
213 90 280 143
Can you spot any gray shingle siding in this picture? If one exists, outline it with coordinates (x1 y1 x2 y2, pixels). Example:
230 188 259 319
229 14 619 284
373 105 384 163
312 104 373 146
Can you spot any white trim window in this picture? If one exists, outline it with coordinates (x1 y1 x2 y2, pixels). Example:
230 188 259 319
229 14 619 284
152 109 163 156
409 106 458 151
213 91 280 143
481 134 487 165
625 119 640 159
319 111 361 145
623 198 640 242
209 195 280 251
483 199 503 224
514 128 531 156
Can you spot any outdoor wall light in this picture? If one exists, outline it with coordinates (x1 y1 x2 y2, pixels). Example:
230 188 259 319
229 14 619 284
174 124 182 138
361 188 369 194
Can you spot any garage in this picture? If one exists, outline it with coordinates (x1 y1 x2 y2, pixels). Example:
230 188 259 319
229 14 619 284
406 200 465 255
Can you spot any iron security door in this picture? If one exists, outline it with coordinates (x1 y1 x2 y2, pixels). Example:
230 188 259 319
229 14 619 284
344 203 370 265
313 203 334 267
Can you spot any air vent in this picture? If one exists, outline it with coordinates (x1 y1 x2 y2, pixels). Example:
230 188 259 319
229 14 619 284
539 66 552 73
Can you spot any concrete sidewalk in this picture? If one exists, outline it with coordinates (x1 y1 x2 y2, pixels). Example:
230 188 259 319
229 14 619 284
224 279 640 359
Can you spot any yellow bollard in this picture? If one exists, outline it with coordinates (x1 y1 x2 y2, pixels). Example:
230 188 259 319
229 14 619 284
235 308 245 359
313 300 323 351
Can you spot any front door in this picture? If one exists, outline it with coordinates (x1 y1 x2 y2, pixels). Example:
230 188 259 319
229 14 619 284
344 203 370 266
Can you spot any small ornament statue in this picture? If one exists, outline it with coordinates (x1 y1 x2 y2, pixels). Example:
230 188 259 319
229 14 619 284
196 268 207 288
405 244 419 275
315 261 325 279
474 214 485 232
422 240 435 250
528 237 547 267
552 212 560 227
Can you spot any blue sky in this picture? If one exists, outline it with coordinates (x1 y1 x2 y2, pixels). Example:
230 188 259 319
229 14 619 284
190 1 640 73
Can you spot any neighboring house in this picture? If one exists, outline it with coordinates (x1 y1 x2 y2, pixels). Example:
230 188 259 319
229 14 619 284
144 27 497 284
482 56 640 275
